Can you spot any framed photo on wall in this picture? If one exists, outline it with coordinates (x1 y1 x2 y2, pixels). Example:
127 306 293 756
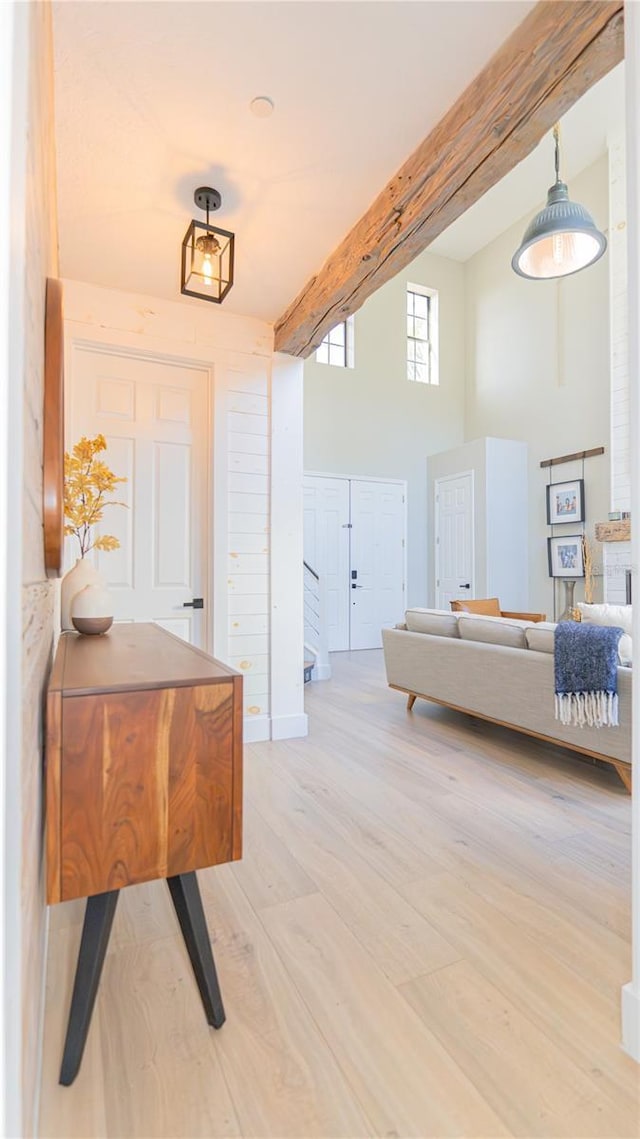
547 534 585 578
546 478 585 525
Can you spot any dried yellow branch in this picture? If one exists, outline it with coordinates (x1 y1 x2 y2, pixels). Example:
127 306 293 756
64 434 127 558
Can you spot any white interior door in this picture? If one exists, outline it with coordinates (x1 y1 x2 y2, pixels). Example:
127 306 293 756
435 472 474 610
69 348 210 647
350 480 405 650
303 476 350 651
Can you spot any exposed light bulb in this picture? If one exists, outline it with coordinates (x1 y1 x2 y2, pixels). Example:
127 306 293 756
195 232 220 286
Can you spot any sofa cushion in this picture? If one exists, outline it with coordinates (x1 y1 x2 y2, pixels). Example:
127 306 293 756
405 608 460 637
525 621 557 654
458 614 533 649
450 597 501 616
577 603 632 665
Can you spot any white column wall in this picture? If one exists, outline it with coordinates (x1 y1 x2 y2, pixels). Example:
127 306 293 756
609 132 630 514
270 354 307 740
623 0 640 1064
1 4 27 1134
604 131 632 609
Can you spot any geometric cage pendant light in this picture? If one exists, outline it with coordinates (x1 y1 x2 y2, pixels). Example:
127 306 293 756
511 126 607 281
181 187 235 303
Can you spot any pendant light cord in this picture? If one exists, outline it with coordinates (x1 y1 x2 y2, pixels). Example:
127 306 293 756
553 123 561 185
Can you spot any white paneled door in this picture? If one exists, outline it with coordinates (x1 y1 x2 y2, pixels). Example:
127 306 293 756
350 480 405 650
303 475 406 651
69 348 209 647
434 472 474 610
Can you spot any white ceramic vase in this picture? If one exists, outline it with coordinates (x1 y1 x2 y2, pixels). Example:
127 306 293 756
60 558 104 631
71 583 113 635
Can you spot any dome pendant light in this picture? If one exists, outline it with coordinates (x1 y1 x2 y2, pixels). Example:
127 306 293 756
511 126 607 280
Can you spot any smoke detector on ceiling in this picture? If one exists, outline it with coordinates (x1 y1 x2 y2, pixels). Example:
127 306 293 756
250 96 274 118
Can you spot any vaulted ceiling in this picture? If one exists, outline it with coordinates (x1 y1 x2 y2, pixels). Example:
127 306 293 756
53 0 536 322
430 61 624 262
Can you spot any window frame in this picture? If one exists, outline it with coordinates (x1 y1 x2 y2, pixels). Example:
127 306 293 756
315 315 355 369
406 283 439 385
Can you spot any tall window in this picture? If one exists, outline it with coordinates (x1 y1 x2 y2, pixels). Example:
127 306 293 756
407 284 438 384
315 315 355 368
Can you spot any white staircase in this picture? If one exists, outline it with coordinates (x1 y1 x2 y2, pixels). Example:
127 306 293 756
303 561 331 681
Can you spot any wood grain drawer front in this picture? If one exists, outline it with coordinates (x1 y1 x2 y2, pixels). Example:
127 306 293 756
59 682 237 902
166 683 236 878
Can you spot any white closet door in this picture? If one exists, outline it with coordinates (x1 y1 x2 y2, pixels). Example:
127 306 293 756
70 348 210 647
434 472 474 611
303 476 350 651
350 480 405 650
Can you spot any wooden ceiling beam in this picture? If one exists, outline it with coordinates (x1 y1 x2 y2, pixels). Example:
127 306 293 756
274 1 624 359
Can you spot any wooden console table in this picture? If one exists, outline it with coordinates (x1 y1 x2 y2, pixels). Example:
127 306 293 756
46 624 242 1085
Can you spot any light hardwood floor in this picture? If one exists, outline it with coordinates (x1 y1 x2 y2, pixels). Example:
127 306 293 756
39 650 638 1139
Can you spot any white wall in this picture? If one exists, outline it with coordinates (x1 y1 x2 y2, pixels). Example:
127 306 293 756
304 163 611 620
63 279 307 743
304 250 465 608
624 0 640 1063
464 156 611 617
1 6 24 1134
2 2 59 1134
609 131 630 513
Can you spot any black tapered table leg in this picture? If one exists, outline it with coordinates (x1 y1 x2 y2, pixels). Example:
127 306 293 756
59 890 119 1086
167 872 225 1029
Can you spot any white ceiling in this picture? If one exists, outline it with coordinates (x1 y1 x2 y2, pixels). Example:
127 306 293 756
429 62 625 262
53 0 536 322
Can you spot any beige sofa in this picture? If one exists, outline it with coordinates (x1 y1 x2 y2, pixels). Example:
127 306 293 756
382 608 632 791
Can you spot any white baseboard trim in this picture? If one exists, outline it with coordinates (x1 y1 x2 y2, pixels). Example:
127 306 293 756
271 713 309 740
622 982 640 1062
243 715 271 743
243 713 309 742
311 663 331 681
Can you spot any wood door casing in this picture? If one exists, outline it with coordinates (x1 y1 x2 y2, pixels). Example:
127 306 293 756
59 682 237 902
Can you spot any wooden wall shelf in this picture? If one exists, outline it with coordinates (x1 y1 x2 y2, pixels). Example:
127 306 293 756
594 520 631 543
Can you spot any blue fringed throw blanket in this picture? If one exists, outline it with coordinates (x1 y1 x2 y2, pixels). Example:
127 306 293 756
554 621 623 728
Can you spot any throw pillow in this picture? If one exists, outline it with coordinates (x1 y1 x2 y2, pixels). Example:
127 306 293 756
577 603 632 666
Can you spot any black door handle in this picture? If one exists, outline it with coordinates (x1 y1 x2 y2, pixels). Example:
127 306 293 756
183 598 204 609
459 584 471 589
